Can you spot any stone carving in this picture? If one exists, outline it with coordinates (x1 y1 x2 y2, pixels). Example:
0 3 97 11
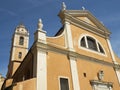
38 18 43 30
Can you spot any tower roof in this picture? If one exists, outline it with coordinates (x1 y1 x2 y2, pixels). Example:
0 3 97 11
15 23 29 36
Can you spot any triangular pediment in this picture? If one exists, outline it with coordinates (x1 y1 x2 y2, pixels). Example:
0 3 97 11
59 10 111 38
77 16 98 27
66 10 109 32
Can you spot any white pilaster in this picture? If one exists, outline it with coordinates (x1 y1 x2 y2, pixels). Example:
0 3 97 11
36 49 47 90
107 39 117 63
69 57 80 90
64 21 80 90
34 19 47 90
107 39 120 83
116 70 120 84
65 21 74 51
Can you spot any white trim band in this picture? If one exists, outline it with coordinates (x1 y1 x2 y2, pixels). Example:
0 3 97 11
70 57 80 90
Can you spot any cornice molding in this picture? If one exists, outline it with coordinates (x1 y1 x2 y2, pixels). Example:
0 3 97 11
59 10 111 39
14 32 29 36
11 60 22 63
12 46 28 49
12 41 118 82
35 42 114 67
90 80 113 87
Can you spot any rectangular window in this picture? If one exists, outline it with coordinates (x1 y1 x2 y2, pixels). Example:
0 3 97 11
18 52 22 59
60 78 69 90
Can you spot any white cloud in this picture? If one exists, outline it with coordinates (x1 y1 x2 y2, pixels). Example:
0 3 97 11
26 0 41 6
0 8 17 16
101 13 120 23
18 0 52 13
25 0 51 7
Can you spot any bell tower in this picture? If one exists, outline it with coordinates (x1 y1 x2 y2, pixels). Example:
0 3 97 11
7 23 29 78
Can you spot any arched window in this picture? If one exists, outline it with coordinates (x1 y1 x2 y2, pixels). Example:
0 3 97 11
98 43 104 54
87 37 97 51
19 36 24 45
18 52 22 59
81 37 86 47
80 35 105 54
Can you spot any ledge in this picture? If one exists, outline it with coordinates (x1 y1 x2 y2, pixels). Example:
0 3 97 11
90 80 113 87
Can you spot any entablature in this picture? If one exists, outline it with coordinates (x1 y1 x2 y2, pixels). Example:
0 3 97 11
58 10 111 39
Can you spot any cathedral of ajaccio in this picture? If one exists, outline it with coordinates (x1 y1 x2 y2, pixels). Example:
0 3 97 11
2 2 120 90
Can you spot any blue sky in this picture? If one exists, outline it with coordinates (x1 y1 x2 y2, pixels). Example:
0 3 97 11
0 0 120 77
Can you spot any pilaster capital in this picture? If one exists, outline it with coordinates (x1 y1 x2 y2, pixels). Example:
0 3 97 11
114 64 120 70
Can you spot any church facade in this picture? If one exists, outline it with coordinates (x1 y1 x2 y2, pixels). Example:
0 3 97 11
2 3 120 90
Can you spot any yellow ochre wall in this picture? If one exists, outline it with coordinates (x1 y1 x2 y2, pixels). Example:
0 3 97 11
47 51 73 90
46 16 120 90
77 59 119 90
47 31 66 47
70 24 113 63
